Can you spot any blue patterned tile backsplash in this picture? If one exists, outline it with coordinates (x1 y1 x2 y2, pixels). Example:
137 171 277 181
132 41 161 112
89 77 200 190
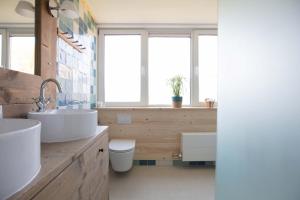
56 0 97 109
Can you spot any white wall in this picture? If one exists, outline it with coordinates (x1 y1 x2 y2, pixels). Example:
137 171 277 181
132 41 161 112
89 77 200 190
0 0 34 23
216 0 300 199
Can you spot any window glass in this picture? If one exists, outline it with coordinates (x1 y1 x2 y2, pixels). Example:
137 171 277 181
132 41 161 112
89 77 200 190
104 35 141 102
148 37 191 105
9 36 35 74
198 35 218 102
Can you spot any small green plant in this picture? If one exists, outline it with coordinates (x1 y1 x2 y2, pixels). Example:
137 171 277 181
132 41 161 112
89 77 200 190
168 75 185 97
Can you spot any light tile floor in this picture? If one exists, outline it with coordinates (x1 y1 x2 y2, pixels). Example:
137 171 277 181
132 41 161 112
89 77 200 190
110 166 215 200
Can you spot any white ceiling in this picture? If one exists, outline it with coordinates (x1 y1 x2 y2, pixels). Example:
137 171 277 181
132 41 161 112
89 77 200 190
87 0 218 24
0 0 34 24
0 0 217 25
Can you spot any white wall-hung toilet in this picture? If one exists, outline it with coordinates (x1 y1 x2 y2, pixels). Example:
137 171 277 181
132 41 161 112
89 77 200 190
109 139 136 172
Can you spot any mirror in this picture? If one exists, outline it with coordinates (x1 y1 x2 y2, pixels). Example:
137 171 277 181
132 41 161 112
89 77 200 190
0 0 35 75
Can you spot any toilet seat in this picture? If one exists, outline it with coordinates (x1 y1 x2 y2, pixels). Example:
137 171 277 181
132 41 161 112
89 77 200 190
109 149 133 153
109 139 135 153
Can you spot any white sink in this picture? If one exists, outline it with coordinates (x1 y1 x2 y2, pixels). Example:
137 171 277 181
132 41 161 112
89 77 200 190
28 109 98 143
0 119 41 200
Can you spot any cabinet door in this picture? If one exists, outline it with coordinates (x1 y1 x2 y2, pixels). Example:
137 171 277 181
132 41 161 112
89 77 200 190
81 132 109 200
92 134 109 200
32 159 84 200
32 131 109 200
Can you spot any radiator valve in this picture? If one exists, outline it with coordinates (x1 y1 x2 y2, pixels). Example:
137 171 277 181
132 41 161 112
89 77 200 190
172 152 182 160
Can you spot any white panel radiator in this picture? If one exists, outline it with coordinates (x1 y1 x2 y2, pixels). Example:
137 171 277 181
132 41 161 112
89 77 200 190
181 132 216 162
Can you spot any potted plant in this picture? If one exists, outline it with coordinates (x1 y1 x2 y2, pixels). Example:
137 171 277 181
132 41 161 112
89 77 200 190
168 75 185 108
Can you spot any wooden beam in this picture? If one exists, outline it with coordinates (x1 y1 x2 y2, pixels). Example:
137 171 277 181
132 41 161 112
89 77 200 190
35 0 58 109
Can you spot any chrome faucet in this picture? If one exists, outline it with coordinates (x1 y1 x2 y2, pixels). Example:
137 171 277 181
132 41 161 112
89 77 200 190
34 78 62 112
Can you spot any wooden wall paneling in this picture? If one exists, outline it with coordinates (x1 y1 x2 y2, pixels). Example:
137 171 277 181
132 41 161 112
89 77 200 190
0 68 42 118
98 108 217 160
0 88 39 105
0 69 42 89
2 104 37 118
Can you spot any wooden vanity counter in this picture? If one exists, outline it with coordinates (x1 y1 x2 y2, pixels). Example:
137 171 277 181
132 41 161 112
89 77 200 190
8 126 109 200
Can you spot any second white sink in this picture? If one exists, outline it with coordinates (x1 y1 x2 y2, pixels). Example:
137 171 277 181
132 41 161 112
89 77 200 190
0 119 41 200
28 109 98 143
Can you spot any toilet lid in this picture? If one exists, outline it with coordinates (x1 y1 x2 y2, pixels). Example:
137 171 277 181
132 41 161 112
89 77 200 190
109 139 135 152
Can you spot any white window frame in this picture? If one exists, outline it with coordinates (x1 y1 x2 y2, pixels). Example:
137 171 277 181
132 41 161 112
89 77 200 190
0 29 7 68
147 30 192 107
98 29 148 107
192 29 218 106
7 28 35 70
0 27 34 71
98 27 217 107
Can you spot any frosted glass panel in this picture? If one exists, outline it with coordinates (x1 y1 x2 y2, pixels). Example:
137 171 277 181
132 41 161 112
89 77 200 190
198 35 218 102
9 36 35 74
217 0 300 200
148 37 190 105
104 35 141 102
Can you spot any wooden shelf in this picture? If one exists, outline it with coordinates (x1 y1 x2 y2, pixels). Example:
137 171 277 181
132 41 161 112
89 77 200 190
57 29 85 53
